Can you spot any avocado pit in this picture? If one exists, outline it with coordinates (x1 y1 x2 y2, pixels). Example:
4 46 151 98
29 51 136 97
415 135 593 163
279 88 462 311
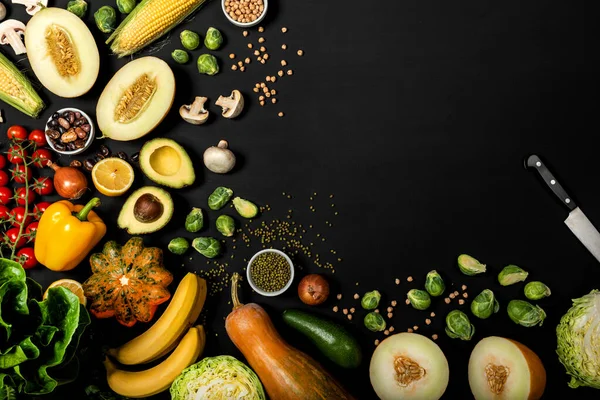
134 193 164 223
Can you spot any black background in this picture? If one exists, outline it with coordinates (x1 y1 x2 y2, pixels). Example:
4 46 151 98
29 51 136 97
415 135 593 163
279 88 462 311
1 0 596 399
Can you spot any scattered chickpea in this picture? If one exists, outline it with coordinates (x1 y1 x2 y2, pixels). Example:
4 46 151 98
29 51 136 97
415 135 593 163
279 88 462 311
384 330 390 336
238 61 243 67
458 299 465 305
263 54 270 60
247 43 253 49
257 56 262 62
425 318 431 325
260 59 266 64
270 76 277 82
454 291 459 296
259 95 265 101
260 82 266 88
413 325 419 331
287 69 293 75
347 314 352 321
391 300 397 307
333 306 338 312
389 326 395 332
266 76 271 82
342 309 348 315
336 294 342 300
270 89 276 95
444 298 451 304
281 44 287 50
231 65 238 71
254 50 260 56
265 92 271 98
395 278 400 285
463 292 468 298
432 334 439 340
449 293 455 299
353 293 359 299
462 285 467 291
297 50 304 56
253 87 259 93
260 46 266 52
374 309 380 313
258 26 264 33
281 27 288 33
387 307 393 313
374 339 380 346
245 57 251 64
350 307 355 313
255 83 260 88
407 328 414 333
263 87 269 93
229 53 235 59
430 312 436 317
259 100 265 106
271 98 277 104
387 313 393 319
240 66 246 72
405 299 411 305
243 30 248 37
407 276 413 282
258 37 265 43
281 60 287 67
277 111 284 117
278 70 284 77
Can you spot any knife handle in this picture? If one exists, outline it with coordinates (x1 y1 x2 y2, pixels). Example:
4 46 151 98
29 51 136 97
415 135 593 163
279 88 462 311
526 155 576 211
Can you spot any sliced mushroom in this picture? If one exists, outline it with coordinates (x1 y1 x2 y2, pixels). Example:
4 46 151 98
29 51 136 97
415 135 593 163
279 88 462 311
215 90 244 119
0 20 26 55
179 96 209 125
12 0 48 15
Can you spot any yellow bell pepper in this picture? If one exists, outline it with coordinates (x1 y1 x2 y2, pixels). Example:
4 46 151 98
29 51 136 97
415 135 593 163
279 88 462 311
34 197 106 272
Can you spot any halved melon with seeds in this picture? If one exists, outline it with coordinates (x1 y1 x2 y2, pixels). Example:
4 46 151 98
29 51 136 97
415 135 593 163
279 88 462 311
468 336 546 400
96 57 175 141
25 7 99 98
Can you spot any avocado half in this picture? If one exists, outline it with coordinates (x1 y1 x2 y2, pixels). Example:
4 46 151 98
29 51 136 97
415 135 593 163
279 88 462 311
118 186 174 234
139 138 195 189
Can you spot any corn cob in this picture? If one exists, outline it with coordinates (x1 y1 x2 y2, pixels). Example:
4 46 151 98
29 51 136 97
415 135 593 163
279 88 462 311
107 0 208 57
0 52 45 118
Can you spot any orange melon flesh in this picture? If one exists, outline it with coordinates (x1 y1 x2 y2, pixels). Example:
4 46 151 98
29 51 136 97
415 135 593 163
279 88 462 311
468 336 546 400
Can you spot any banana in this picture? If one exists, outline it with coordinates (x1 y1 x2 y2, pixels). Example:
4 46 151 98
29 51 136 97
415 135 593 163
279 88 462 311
108 272 207 365
105 325 206 399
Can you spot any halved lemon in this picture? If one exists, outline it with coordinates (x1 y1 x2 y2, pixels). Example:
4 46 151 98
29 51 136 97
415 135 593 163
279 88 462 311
44 279 86 306
91 157 135 196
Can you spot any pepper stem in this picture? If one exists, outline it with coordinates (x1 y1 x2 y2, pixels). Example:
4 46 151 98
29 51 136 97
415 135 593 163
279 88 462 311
76 197 101 221
231 272 243 310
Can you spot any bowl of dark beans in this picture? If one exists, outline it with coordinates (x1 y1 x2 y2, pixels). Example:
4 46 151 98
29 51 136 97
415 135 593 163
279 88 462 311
45 108 95 155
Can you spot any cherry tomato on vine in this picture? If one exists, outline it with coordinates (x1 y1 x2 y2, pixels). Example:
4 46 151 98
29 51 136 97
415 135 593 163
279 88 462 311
11 164 32 184
0 170 9 186
17 247 37 269
28 129 47 148
7 145 27 164
0 155 6 169
7 125 27 142
31 148 52 168
15 187 35 206
6 227 27 249
33 201 51 219
9 206 32 227
32 177 54 196
0 205 9 221
26 221 38 242
0 187 12 205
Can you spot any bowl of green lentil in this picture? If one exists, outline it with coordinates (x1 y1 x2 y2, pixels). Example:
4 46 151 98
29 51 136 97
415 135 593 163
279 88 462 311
247 249 294 296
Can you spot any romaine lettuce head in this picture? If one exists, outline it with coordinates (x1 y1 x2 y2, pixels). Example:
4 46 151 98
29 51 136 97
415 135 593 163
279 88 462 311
556 289 600 389
170 355 265 400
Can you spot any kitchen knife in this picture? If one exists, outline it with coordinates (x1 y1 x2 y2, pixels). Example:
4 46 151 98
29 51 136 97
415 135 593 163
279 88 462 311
526 154 600 263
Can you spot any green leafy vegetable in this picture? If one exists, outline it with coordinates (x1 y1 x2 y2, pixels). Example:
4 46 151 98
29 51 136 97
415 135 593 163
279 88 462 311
507 300 545 327
556 290 600 389
360 290 381 310
192 237 221 258
208 187 233 210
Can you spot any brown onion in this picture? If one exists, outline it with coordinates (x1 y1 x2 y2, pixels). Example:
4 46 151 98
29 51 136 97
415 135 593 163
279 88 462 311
48 161 88 199
298 274 330 305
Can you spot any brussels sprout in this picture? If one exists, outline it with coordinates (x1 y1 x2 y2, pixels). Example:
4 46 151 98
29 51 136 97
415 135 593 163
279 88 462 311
67 0 87 18
208 187 233 210
168 237 189 255
361 290 381 310
216 215 236 237
470 289 500 319
407 289 431 311
116 0 135 14
94 6 117 33
457 254 486 276
197 54 219 76
232 197 259 219
524 281 551 300
364 312 386 332
180 30 201 50
171 49 190 64
424 270 445 297
192 237 222 258
507 300 546 327
185 207 204 232
445 309 475 341
204 27 223 51
498 265 528 286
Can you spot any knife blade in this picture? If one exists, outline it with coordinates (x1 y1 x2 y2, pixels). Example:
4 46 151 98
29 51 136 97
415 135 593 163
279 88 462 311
526 154 600 263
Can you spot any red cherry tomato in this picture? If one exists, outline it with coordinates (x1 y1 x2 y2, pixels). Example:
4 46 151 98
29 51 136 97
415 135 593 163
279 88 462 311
9 206 32 227
15 187 35 206
0 205 10 221
25 221 39 242
0 154 6 169
6 227 27 249
7 125 28 142
17 247 37 269
11 164 32 184
33 201 51 219
0 187 12 205
32 177 54 196
28 129 47 148
7 145 27 164
31 148 53 168
0 170 9 186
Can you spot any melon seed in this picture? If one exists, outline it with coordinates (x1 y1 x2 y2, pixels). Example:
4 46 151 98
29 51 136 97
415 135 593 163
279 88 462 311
45 25 80 77
114 73 157 123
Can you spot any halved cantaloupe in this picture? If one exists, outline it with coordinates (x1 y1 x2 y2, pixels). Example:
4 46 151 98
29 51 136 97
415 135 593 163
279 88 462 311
468 336 546 400
96 57 175 141
25 7 99 98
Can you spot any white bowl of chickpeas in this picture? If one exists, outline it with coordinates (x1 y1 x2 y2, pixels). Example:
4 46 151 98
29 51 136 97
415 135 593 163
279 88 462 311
222 0 268 27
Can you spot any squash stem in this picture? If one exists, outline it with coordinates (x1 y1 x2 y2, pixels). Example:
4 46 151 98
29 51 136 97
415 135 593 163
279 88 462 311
231 272 243 309
76 197 101 221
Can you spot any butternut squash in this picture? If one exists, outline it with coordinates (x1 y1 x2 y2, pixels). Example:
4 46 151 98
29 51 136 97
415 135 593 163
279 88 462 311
225 273 355 400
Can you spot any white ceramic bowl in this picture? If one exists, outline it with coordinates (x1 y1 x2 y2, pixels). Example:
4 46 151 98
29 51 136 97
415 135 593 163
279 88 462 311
247 248 294 297
45 107 95 156
222 0 268 28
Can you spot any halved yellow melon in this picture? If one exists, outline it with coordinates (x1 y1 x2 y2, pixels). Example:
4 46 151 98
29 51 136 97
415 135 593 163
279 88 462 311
96 57 175 141
25 7 99 98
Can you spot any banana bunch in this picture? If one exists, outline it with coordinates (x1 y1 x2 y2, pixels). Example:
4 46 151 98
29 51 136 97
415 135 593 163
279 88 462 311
104 273 207 398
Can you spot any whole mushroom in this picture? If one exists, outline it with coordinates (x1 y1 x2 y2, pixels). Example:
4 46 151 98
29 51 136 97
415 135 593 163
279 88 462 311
203 140 236 174
215 90 244 119
179 96 209 125
11 0 48 15
0 3 6 21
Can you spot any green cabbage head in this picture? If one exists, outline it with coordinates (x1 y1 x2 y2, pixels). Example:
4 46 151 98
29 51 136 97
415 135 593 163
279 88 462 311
170 355 266 399
556 289 600 389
